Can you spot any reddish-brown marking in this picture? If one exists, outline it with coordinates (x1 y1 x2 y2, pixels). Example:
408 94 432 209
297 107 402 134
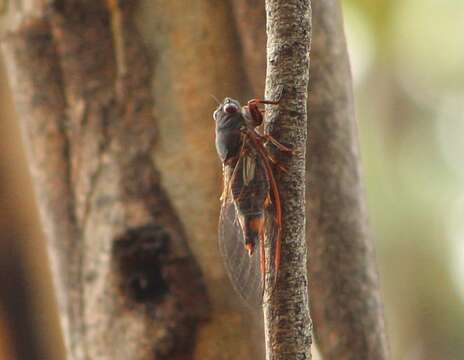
261 133 294 153
243 128 282 287
259 224 266 300
249 216 265 232
244 243 254 256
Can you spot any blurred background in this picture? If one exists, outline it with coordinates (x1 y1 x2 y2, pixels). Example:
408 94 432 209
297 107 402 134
0 0 463 359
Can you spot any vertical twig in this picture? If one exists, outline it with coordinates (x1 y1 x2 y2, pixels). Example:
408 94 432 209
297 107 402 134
232 0 389 357
308 1 389 359
263 1 312 359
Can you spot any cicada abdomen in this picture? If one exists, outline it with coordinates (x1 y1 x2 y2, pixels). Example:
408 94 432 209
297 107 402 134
218 142 278 306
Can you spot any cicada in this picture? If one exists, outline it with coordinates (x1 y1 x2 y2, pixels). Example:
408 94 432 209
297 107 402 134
213 88 292 306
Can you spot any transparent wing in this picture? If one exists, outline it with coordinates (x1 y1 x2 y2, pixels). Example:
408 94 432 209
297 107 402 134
218 201 263 307
218 140 280 307
263 200 278 293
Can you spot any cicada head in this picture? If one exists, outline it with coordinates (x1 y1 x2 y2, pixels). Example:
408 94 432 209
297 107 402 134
213 97 242 122
213 98 245 164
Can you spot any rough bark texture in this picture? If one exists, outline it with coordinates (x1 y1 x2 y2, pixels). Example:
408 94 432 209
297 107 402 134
308 1 389 359
232 1 389 358
1 2 209 359
263 1 312 359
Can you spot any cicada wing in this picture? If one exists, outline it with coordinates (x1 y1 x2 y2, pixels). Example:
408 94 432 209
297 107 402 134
263 200 279 293
218 201 263 307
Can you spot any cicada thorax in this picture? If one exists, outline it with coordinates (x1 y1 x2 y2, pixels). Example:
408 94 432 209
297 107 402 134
213 98 244 164
242 103 263 128
229 142 270 256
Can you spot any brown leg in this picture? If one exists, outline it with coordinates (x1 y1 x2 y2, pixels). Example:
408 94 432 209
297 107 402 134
246 101 264 126
263 134 294 153
220 164 230 203
259 223 266 298
246 87 283 126
248 85 284 106
273 225 281 287
266 152 288 173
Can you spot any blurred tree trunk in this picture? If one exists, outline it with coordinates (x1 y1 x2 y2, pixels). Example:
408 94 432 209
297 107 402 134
1 0 268 359
308 1 389 359
0 46 65 360
2 1 211 358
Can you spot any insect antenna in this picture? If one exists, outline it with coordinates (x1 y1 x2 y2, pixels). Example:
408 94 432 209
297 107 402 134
209 94 221 105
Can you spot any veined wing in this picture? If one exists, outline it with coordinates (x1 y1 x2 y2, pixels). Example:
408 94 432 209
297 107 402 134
218 144 279 307
218 199 263 307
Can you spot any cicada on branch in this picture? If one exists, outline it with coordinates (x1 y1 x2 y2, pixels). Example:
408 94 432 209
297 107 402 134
213 87 292 306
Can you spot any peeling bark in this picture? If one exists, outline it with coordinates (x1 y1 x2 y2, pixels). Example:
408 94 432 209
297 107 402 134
1 1 209 359
263 1 312 359
307 1 389 359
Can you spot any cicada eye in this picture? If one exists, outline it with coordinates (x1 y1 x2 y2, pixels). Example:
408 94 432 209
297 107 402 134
224 103 239 113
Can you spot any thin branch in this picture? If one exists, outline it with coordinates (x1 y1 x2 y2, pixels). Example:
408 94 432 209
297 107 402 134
308 1 389 359
263 1 312 359
232 0 389 358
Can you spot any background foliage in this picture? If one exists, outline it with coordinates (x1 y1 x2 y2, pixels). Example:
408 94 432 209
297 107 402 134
344 0 464 358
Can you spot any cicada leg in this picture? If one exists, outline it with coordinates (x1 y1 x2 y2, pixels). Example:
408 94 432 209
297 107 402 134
259 222 266 298
245 86 284 127
248 85 284 107
262 134 294 154
264 151 288 173
220 164 233 204
273 220 281 287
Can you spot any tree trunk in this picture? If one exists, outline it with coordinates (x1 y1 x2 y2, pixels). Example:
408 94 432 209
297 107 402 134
263 1 312 359
308 1 390 359
2 2 209 359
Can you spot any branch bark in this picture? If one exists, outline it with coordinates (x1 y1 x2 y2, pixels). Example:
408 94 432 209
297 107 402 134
233 0 389 358
152 0 390 357
263 1 312 359
1 2 209 359
308 1 389 359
